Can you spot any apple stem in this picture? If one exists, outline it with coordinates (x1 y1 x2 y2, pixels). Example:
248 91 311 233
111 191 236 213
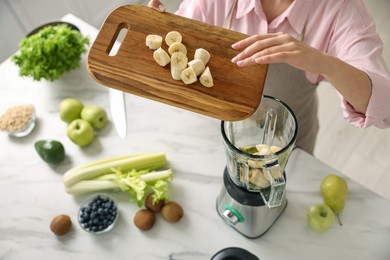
336 214 343 226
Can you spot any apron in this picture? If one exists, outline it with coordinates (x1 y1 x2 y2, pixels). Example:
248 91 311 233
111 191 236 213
224 0 319 154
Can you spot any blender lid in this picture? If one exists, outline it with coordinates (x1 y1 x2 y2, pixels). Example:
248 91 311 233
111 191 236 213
211 247 259 260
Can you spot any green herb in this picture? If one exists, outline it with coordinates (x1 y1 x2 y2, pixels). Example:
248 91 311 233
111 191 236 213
12 24 90 81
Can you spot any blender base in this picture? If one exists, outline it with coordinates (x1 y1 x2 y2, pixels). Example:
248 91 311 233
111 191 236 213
216 168 287 239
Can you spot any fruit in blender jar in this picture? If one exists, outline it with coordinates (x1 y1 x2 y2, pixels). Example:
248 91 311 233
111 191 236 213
59 98 84 124
161 201 183 223
239 144 282 188
50 214 72 236
134 209 156 231
321 174 349 225
34 140 65 165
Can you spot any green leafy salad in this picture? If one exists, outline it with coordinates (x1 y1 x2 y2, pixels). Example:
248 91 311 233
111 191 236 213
12 24 90 81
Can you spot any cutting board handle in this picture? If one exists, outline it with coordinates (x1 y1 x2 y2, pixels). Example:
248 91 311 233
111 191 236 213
96 21 130 57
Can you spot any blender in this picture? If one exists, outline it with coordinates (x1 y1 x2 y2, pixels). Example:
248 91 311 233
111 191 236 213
216 95 298 238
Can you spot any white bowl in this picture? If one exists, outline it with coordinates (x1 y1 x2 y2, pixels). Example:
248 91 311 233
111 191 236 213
78 193 119 234
0 104 36 137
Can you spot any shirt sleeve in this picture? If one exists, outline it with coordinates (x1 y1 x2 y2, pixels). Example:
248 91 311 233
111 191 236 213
328 0 390 128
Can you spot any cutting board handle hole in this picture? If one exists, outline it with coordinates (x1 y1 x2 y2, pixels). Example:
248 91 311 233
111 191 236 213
108 23 129 56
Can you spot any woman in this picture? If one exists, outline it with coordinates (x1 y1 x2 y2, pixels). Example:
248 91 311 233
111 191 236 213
148 0 390 154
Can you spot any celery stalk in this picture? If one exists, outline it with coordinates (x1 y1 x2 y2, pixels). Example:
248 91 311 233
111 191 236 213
65 168 173 206
140 169 172 182
63 152 168 188
65 180 119 195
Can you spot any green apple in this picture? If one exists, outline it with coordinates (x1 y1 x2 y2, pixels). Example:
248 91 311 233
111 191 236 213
307 204 335 233
80 105 108 129
66 119 94 147
60 98 84 123
321 174 348 225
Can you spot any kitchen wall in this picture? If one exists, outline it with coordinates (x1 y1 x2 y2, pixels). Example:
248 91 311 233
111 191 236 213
0 0 183 62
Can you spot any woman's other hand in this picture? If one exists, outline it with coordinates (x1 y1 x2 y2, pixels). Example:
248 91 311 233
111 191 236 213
147 0 166 12
231 32 328 76
231 32 372 114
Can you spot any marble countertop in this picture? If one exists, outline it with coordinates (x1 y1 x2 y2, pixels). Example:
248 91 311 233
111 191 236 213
1 13 390 260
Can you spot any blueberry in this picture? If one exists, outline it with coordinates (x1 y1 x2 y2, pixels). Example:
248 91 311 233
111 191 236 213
90 212 97 219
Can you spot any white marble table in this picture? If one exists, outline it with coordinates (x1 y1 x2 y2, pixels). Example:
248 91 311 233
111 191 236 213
1 13 390 260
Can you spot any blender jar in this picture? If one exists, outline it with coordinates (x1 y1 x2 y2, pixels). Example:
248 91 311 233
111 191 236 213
221 95 298 208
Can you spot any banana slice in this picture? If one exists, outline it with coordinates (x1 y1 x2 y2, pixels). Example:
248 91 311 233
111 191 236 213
257 146 272 156
153 47 171 67
270 145 282 154
146 34 163 50
194 48 210 65
199 66 214 88
249 169 270 188
188 59 205 76
248 159 265 168
180 67 197 84
168 42 187 56
170 52 188 80
165 31 182 46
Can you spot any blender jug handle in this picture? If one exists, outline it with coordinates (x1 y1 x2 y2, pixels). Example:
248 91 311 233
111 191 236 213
260 160 285 208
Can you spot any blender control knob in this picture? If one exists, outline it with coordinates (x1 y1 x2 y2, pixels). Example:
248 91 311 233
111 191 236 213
222 205 244 225
223 210 239 225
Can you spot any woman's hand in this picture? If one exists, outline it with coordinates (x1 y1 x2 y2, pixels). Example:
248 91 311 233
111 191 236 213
231 32 372 114
231 32 328 76
147 0 166 12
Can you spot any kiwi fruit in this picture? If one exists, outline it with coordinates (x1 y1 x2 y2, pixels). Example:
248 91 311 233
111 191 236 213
134 209 156 231
161 201 183 223
50 214 72 236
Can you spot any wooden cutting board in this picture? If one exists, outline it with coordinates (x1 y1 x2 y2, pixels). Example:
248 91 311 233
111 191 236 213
87 5 268 121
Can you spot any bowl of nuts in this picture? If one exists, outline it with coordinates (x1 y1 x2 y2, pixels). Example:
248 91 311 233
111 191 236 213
78 193 119 234
0 103 36 137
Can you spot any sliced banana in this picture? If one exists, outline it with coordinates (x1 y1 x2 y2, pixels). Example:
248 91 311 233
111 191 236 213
248 159 265 169
257 146 272 156
146 34 163 50
180 67 197 84
249 169 270 188
168 42 187 56
165 31 182 46
153 47 171 67
194 48 210 65
270 145 282 154
199 66 214 88
170 52 188 80
188 59 205 77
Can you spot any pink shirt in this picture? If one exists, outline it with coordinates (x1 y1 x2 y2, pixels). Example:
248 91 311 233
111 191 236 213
176 0 390 128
